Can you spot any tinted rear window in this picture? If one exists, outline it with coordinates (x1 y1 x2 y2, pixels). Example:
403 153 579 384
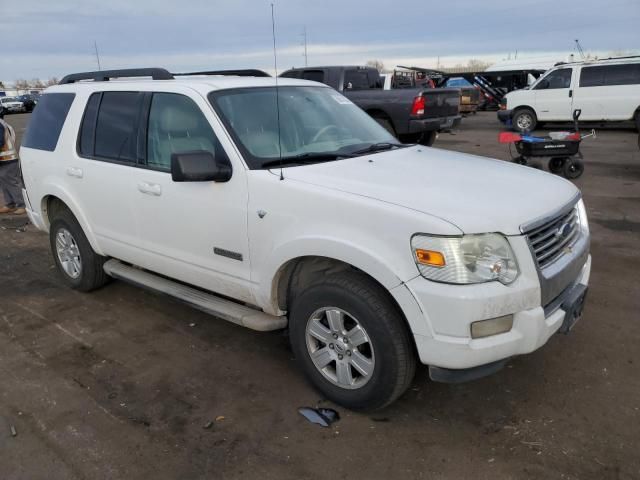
78 93 101 157
22 93 75 151
93 92 144 162
580 64 640 87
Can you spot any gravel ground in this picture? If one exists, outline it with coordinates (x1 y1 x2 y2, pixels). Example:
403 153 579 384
1 112 639 480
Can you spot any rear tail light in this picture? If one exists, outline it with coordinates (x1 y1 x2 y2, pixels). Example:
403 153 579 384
411 95 425 116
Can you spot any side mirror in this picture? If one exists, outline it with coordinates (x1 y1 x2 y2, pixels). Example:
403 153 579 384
171 150 232 182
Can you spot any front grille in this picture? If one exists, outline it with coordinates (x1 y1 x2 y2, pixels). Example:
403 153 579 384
526 206 580 269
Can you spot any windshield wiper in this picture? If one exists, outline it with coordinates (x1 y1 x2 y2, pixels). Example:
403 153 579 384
262 151 354 169
349 142 407 156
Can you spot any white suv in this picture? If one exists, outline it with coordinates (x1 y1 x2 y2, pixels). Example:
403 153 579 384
499 56 640 132
20 68 591 410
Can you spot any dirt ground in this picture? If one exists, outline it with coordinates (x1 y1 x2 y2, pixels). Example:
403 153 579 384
1 112 639 480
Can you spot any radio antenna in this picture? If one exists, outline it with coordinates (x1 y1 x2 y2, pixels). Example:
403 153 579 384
271 3 284 180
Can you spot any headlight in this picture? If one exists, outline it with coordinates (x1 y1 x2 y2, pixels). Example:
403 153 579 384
577 199 589 236
411 233 519 285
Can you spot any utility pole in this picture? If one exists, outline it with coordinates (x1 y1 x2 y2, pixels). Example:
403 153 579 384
94 41 102 71
302 26 308 67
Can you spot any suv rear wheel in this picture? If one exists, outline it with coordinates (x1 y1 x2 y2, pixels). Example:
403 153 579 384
513 108 537 133
289 271 416 411
49 208 110 292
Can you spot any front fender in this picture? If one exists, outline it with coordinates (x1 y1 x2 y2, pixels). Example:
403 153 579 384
258 235 402 302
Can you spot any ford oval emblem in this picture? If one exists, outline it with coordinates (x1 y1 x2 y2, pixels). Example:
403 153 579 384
557 223 572 239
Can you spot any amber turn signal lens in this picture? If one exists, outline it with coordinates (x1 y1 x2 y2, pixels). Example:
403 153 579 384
415 249 446 267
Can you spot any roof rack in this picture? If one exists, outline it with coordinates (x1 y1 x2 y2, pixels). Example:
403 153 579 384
173 69 271 77
59 68 174 84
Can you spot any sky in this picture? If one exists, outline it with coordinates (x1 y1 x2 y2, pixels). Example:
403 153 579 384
0 0 638 84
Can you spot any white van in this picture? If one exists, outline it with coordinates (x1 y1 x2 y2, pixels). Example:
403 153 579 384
498 57 640 132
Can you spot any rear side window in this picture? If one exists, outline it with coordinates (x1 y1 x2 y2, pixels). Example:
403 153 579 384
95 92 144 162
302 70 326 83
78 93 100 156
579 66 605 87
580 64 640 87
22 93 75 151
79 91 144 162
344 70 371 90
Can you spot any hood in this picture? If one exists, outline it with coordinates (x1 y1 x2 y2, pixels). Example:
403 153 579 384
282 146 578 235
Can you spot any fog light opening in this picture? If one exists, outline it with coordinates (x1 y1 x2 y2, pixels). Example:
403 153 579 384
471 315 514 339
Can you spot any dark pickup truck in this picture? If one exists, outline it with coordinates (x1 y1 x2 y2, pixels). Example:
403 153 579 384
280 66 461 146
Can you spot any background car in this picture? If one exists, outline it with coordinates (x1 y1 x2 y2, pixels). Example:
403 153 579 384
0 96 26 114
17 94 38 112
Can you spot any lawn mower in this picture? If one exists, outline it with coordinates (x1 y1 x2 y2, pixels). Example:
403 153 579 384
499 109 595 179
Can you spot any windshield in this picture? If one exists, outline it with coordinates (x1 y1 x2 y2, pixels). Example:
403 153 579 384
209 86 397 169
1 97 16 103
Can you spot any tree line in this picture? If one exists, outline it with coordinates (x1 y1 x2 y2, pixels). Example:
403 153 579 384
7 78 60 89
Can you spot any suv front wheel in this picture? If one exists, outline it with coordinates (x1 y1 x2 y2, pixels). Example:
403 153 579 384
49 208 110 292
289 271 416 411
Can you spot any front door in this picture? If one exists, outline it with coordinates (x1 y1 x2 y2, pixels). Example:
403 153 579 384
534 67 574 121
131 92 254 304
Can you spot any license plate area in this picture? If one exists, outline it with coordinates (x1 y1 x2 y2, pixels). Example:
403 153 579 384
558 284 588 334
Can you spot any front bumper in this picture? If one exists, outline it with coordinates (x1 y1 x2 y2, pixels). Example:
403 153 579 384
401 250 591 372
497 109 512 123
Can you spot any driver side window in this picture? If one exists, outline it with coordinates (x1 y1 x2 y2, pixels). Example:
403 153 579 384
146 93 222 171
536 68 572 90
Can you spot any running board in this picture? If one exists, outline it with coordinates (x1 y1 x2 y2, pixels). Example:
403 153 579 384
103 259 287 332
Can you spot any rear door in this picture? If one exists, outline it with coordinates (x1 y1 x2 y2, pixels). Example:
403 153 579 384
74 91 145 262
533 67 574 121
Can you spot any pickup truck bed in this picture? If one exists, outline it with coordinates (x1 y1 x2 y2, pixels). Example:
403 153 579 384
281 66 461 145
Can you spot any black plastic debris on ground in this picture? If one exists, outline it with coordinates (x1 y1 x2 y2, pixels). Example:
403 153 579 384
298 407 340 428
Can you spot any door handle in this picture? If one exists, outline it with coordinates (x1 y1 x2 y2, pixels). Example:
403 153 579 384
137 182 162 196
569 89 573 98
66 167 83 178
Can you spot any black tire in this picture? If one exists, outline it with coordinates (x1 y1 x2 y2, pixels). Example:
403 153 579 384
635 111 640 132
512 156 528 165
373 117 396 138
563 158 584 179
49 208 110 292
549 157 567 174
419 131 437 147
512 108 537 133
289 271 416 411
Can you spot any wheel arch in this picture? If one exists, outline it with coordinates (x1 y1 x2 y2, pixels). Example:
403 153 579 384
40 191 104 255
512 105 536 117
267 252 431 340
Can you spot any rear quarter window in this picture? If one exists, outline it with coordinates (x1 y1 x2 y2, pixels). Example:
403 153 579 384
580 64 640 87
21 93 75 151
